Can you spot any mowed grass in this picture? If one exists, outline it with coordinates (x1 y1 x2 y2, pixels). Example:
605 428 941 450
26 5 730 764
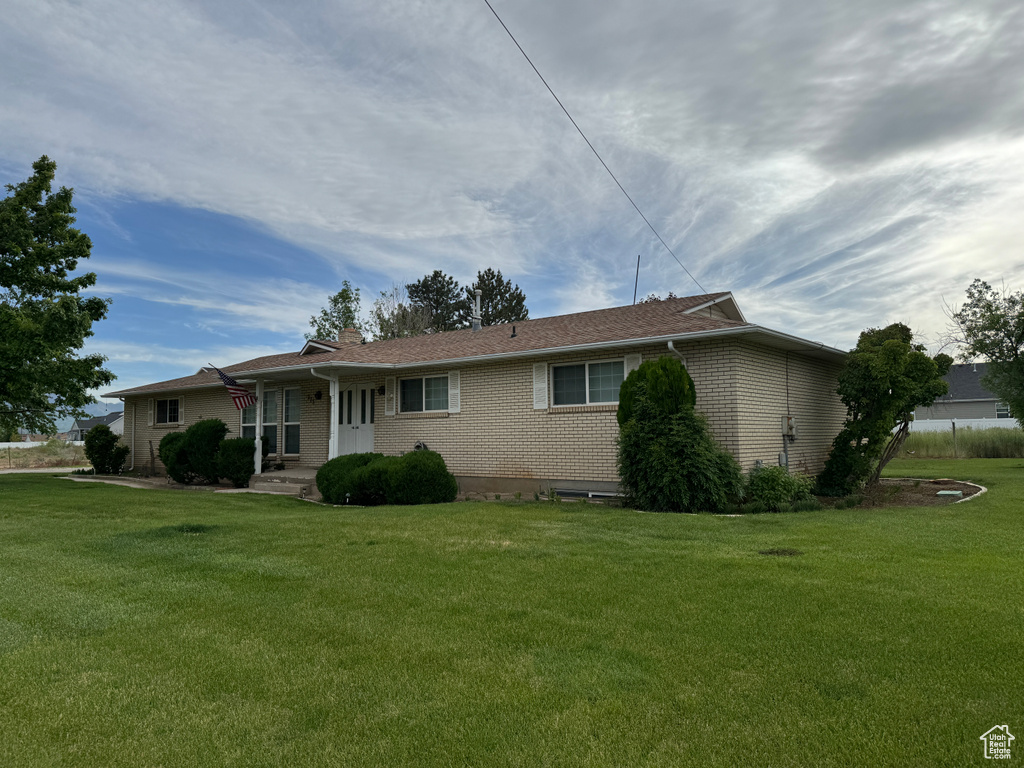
1 462 1022 767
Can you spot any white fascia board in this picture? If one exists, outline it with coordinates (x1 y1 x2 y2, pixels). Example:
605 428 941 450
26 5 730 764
299 340 338 355
683 292 747 323
102 379 258 399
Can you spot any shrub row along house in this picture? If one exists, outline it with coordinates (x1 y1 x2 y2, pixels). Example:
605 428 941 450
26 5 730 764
105 293 847 495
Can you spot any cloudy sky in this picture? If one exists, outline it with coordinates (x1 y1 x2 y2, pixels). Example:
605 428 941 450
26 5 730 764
3 0 1023 405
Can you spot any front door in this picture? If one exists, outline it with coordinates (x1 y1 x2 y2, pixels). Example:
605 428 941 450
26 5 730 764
338 385 376 455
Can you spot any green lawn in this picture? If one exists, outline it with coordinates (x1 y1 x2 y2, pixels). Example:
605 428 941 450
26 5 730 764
1 460 1021 766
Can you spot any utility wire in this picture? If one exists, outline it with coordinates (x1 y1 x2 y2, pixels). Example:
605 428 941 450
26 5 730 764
481 0 706 294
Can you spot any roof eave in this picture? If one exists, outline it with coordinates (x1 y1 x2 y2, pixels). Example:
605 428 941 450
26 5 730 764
105 325 845 397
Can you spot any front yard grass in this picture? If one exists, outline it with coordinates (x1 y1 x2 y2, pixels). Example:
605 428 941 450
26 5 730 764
1 459 1022 766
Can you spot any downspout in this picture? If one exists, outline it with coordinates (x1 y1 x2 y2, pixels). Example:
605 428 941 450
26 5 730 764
120 397 135 471
667 340 686 365
311 368 339 460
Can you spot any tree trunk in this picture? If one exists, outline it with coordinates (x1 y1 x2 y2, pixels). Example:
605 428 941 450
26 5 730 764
869 417 911 486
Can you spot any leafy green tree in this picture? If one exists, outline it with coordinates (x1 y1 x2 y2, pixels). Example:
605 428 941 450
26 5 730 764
0 156 114 435
366 283 430 341
407 270 463 333
306 280 362 340
0 425 19 442
949 279 1024 420
816 323 952 496
457 268 528 327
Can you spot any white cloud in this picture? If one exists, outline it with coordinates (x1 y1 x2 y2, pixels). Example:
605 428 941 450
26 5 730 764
3 0 1024 354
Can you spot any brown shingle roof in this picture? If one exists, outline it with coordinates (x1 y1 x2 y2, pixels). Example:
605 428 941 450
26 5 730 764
106 293 821 397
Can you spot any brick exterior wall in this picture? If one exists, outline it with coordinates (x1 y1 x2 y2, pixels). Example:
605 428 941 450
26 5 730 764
122 340 845 487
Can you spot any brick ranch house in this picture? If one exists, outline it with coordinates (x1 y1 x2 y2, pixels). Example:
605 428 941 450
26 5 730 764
105 292 847 494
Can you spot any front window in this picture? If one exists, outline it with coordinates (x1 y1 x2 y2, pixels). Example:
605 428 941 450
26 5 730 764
400 376 448 412
284 388 301 454
551 360 625 406
263 390 278 453
156 398 180 424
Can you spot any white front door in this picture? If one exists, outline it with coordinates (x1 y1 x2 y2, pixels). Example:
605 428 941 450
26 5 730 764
338 385 376 455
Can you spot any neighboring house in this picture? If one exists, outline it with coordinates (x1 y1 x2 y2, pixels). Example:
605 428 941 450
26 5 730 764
104 293 847 494
913 363 1018 430
69 412 124 441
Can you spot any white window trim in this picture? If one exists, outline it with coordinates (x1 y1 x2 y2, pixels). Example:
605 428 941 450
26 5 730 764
549 358 627 407
996 402 1011 418
154 396 183 425
399 374 450 413
262 388 280 454
283 387 301 455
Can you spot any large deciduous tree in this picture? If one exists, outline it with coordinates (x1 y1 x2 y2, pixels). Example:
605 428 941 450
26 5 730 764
307 280 362 340
0 156 114 435
949 279 1024 420
457 268 528 327
406 270 463 333
815 323 952 496
366 283 431 341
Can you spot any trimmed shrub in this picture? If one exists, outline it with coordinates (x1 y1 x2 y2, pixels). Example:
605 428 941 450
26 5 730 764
618 392 743 513
83 424 129 475
217 438 257 488
617 356 697 427
348 456 402 506
389 450 458 505
158 431 195 484
745 465 813 513
316 452 385 504
182 419 228 484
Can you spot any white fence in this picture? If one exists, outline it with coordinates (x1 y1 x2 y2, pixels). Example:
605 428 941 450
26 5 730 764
0 441 85 449
909 419 1020 433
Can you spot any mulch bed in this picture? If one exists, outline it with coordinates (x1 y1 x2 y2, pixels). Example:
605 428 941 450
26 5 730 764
854 478 982 508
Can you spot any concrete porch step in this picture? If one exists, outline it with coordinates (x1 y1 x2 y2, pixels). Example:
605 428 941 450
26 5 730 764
249 478 313 498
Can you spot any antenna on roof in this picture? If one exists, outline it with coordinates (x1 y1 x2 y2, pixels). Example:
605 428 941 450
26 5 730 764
633 254 640 304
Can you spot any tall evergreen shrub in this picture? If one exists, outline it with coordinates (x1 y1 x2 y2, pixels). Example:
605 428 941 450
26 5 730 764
158 431 194 484
181 419 228 484
83 423 129 474
617 356 697 427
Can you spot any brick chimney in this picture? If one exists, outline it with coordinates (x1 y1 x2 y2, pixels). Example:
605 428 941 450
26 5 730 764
337 328 363 345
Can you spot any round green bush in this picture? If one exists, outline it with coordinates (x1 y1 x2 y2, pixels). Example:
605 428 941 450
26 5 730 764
83 423 129 475
617 391 742 513
217 438 257 488
158 431 194 484
316 452 385 504
348 455 402 506
388 450 458 505
182 419 228 484
745 465 813 512
617 356 697 427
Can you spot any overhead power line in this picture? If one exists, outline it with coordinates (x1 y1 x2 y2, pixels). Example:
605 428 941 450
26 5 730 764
480 0 706 294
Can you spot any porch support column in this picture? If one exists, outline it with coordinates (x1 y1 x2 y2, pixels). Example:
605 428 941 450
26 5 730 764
253 378 264 476
328 376 339 460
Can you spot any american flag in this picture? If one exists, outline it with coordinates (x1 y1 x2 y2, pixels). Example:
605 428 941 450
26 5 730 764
211 365 258 410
